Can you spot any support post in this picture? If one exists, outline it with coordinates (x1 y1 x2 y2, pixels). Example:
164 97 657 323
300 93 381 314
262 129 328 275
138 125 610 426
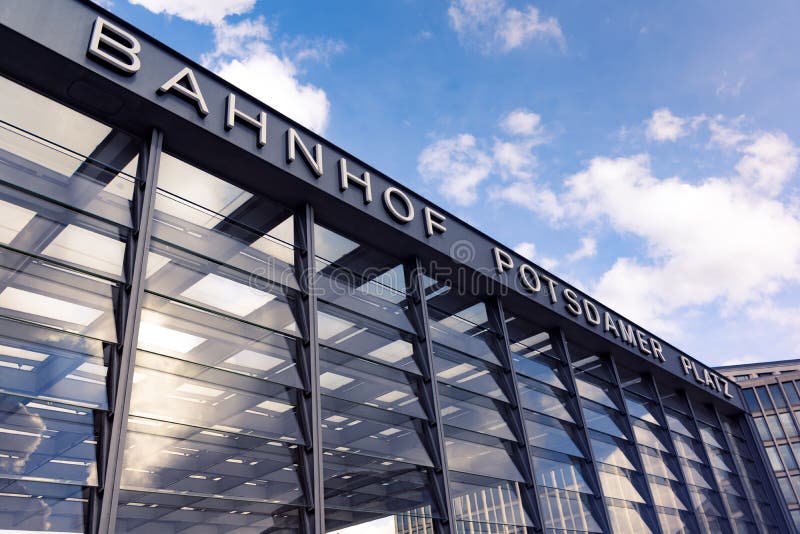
97 129 163 534
486 297 544 533
293 204 325 533
404 258 456 534
550 328 613 534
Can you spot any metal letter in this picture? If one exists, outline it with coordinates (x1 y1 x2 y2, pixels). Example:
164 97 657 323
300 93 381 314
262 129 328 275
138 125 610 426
383 187 414 223
604 311 620 337
635 330 652 355
519 263 541 293
493 247 513 273
541 275 558 304
649 338 665 362
422 206 447 237
680 355 692 375
338 158 372 203
225 93 266 147
618 320 636 346
287 128 323 177
563 288 582 316
157 67 209 116
583 299 601 325
87 17 141 75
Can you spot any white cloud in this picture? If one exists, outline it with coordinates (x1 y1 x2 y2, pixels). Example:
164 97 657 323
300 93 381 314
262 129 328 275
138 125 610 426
448 0 563 53
708 115 747 148
200 18 331 133
735 131 799 196
514 241 559 270
499 109 543 137
129 0 255 25
489 180 563 220
493 139 537 181
566 237 597 262
645 108 689 142
557 154 800 334
417 134 493 205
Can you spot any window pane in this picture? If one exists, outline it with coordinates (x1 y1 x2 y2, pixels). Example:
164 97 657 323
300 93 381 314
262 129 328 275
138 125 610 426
444 428 523 482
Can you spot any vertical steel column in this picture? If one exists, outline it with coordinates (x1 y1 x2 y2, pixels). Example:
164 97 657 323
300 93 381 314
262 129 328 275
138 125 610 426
293 204 325 534
605 355 664 534
709 404 765 533
97 129 163 534
486 297 544 533
648 377 704 533
550 328 613 533
682 391 737 533
404 257 456 534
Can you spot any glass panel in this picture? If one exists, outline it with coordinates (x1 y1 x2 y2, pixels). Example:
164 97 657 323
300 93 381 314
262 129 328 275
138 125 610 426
756 386 773 411
0 248 117 341
0 479 88 532
320 398 432 467
323 450 436 517
606 499 653 533
681 460 715 489
444 428 523 482
785 382 800 406
434 344 506 401
320 346 425 420
0 393 97 486
582 402 627 439
649 476 689 510
633 422 670 452
688 487 725 517
742 388 760 413
753 416 771 441
525 413 584 458
119 420 303 505
532 454 593 494
0 317 107 408
129 351 302 443
116 489 301 533
769 384 787 409
625 392 660 425
779 444 798 470
766 414 786 439
575 376 618 409
138 292 301 389
317 302 419 375
597 466 645 503
591 436 636 470
780 411 799 438
517 375 574 422
438 385 514 440
640 446 680 481
538 487 603 532
450 473 533 527
426 302 499 366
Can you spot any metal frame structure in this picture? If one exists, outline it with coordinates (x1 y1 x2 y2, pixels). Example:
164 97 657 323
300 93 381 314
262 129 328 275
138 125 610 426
0 1 793 533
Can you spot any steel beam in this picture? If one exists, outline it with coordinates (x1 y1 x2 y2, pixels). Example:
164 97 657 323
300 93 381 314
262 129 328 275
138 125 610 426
97 129 163 534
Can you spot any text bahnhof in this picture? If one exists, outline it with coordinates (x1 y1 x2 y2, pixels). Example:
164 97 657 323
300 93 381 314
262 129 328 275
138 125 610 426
88 17 732 401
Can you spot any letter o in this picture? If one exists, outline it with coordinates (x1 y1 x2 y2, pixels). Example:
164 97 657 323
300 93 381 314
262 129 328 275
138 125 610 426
383 187 414 223
519 264 541 293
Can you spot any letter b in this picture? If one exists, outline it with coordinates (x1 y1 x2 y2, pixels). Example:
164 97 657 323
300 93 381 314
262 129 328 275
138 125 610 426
87 17 141 75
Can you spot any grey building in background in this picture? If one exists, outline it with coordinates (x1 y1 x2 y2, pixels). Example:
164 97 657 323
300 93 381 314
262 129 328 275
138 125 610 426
718 359 800 532
0 1 793 532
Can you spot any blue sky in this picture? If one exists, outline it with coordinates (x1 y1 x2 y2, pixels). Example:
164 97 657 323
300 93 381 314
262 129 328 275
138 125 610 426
96 0 800 367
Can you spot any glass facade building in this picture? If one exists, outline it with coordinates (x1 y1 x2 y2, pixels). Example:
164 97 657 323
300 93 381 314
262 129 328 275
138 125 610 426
0 1 792 532
718 360 800 532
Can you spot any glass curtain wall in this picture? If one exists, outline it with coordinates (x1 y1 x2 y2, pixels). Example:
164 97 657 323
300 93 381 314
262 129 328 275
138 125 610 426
503 314 605 534
0 75 140 532
311 223 438 532
424 288 532 534
114 153 306 532
741 380 800 530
